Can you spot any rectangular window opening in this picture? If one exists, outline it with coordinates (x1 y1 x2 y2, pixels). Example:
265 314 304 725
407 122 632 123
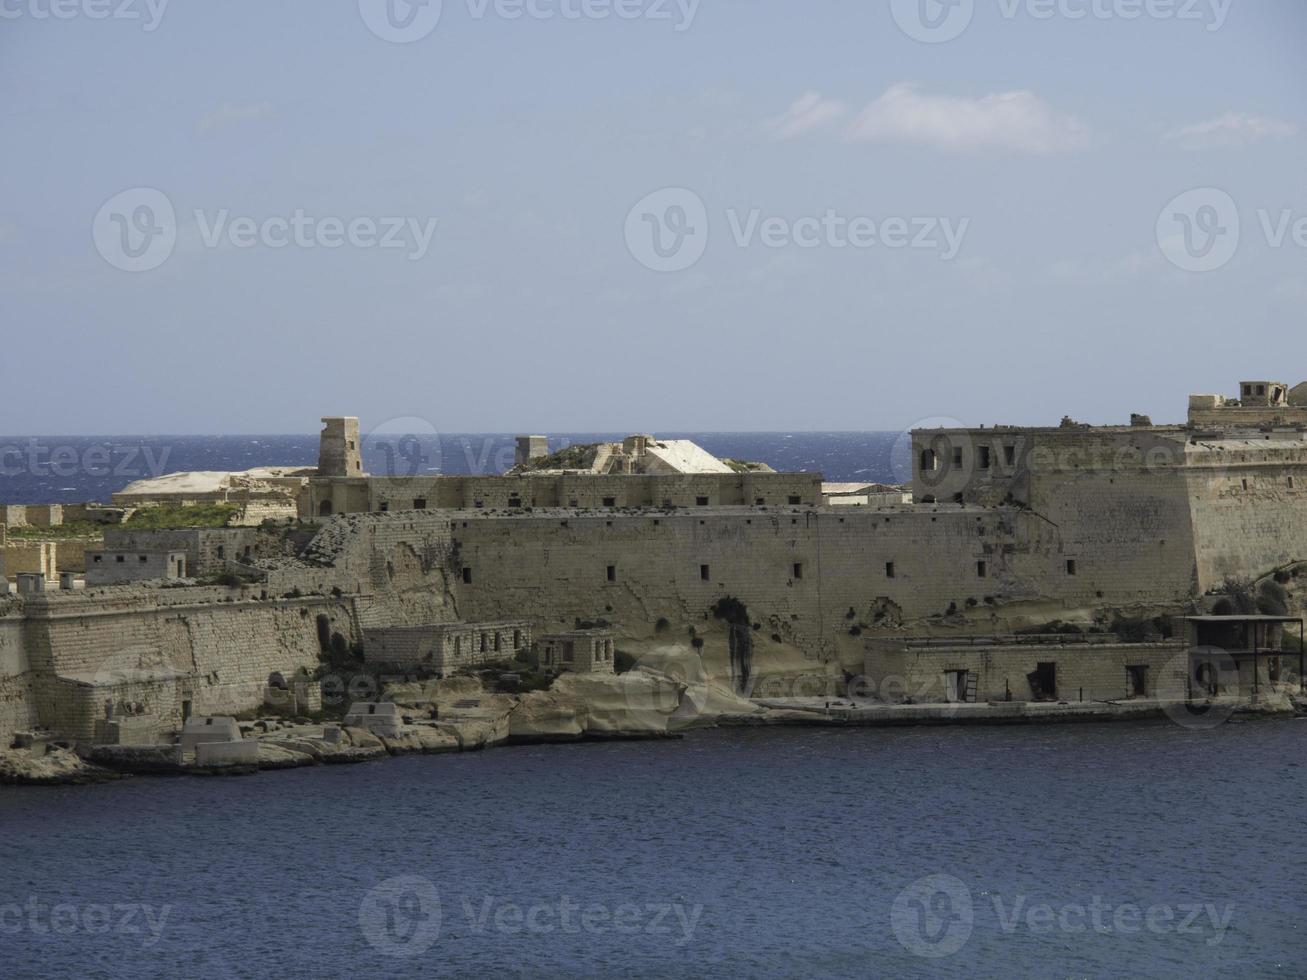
700 564 710 581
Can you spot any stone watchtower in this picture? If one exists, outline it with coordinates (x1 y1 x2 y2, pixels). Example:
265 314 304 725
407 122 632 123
318 417 363 477
515 435 548 468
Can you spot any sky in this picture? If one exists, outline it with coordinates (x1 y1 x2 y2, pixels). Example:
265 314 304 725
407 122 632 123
1 0 1304 436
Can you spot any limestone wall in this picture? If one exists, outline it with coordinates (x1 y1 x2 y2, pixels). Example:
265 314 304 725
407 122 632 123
447 506 1172 666
1184 460 1307 589
0 608 39 735
16 588 358 740
865 638 1185 703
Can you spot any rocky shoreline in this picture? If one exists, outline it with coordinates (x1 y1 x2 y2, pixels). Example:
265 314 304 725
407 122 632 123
4 670 1303 787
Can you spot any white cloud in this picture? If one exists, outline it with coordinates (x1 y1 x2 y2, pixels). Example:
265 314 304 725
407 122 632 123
1164 112 1299 149
842 84 1089 154
199 102 275 134
763 92 846 141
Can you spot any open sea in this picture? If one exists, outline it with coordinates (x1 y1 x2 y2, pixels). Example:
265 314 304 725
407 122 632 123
2 723 1306 978
1 433 1305 977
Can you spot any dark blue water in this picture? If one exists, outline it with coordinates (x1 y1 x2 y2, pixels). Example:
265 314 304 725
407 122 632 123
2 722 1305 979
0 432 907 504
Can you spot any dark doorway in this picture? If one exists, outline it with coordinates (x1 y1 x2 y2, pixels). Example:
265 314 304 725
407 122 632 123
945 669 972 703
1028 662 1057 700
1126 664 1148 697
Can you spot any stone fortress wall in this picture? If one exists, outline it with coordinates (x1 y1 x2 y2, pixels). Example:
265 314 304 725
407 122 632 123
15 587 358 741
6 379 1307 741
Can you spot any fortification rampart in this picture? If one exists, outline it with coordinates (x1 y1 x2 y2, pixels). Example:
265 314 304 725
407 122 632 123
13 587 358 740
306 471 823 518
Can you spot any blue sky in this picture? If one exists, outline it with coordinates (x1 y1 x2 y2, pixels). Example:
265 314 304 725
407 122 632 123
1 0 1303 435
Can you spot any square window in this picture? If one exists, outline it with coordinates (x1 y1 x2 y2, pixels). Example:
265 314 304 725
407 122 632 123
603 497 616 507
696 496 709 506
788 495 801 505
413 498 427 509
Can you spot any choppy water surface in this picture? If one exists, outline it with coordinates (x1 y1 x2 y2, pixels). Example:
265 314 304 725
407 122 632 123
2 721 1305 978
